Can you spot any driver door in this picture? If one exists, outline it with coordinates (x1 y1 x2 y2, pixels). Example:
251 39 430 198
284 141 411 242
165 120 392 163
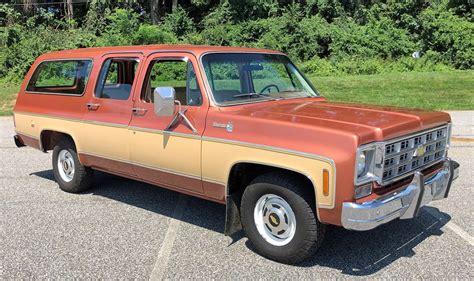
128 53 208 195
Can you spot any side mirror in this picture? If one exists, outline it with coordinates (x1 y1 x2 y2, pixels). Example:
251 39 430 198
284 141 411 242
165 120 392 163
154 87 176 117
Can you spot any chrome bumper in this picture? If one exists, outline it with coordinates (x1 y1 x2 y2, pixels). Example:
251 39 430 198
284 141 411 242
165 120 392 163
341 159 459 231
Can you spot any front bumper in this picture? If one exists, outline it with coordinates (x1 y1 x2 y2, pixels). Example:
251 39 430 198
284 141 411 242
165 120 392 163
341 159 459 231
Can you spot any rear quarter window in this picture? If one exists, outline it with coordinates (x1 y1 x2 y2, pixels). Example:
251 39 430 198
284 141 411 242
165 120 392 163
26 60 92 96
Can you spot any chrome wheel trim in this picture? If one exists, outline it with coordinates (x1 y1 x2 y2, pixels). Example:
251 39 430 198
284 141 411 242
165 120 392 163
57 150 75 182
254 194 296 246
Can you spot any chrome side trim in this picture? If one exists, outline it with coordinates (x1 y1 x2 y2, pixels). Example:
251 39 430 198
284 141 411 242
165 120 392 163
202 136 335 164
129 126 201 140
79 151 201 180
202 177 226 186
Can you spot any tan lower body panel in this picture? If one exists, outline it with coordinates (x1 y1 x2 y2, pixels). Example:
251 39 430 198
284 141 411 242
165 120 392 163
14 112 335 210
202 139 336 209
14 112 220 199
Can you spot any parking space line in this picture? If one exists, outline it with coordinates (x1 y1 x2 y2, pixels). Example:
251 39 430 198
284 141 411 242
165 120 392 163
149 194 188 281
424 207 474 246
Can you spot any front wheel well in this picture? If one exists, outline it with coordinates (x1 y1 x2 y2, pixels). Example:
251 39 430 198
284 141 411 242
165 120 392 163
227 163 316 208
40 130 75 152
224 162 317 236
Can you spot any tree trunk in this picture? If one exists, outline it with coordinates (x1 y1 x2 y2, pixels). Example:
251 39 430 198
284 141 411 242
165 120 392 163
172 0 178 11
150 0 158 24
65 0 74 20
22 0 34 16
150 0 165 24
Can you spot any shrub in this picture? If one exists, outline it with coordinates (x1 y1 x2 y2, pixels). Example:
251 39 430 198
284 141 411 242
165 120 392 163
419 7 473 69
132 24 177 45
161 6 195 39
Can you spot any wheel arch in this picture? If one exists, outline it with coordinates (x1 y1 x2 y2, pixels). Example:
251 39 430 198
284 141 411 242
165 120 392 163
39 129 78 152
224 160 322 236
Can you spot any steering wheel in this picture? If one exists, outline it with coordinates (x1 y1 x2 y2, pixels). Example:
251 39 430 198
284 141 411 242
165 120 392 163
259 84 280 94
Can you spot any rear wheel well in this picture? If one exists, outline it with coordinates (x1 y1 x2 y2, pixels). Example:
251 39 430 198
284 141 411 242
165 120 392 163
40 130 75 152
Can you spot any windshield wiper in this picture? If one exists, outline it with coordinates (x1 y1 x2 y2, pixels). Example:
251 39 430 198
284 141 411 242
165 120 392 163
275 90 314 99
233 93 276 100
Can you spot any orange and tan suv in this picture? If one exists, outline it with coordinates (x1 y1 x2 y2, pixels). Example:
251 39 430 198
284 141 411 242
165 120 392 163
13 45 460 264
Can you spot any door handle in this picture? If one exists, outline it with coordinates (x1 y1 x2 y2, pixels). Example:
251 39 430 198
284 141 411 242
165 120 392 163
132 107 147 115
86 103 100 111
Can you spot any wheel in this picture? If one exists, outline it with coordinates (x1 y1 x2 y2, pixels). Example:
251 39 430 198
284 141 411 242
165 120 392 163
240 172 326 264
52 138 93 193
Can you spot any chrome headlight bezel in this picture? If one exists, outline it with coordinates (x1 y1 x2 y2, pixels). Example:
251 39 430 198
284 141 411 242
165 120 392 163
354 142 385 186
446 122 452 148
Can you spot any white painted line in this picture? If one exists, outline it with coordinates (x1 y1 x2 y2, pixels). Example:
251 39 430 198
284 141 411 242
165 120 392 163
149 195 188 281
424 207 474 247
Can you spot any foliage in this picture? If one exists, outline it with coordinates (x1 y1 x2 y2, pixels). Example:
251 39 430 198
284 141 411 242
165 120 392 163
0 0 472 82
132 24 177 45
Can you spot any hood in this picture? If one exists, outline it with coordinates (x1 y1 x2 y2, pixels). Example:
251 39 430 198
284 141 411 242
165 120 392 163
229 98 451 144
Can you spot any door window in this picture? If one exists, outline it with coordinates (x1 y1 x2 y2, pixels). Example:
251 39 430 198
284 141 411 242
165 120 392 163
95 58 139 100
141 59 202 106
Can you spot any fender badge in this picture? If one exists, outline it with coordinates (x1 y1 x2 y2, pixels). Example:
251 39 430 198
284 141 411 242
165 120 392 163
213 121 233 133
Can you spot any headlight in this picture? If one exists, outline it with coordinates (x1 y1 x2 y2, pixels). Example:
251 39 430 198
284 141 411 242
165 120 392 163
356 152 367 176
354 142 385 186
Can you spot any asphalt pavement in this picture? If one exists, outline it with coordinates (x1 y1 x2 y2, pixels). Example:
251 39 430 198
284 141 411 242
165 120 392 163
1 116 473 279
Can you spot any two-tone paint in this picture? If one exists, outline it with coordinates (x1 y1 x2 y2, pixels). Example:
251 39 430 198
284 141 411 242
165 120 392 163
13 45 452 228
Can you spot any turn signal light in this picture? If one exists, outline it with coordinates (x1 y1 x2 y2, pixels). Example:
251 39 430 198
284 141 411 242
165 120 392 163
323 169 330 196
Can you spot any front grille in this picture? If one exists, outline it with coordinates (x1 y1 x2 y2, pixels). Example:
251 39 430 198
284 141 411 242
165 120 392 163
382 126 448 184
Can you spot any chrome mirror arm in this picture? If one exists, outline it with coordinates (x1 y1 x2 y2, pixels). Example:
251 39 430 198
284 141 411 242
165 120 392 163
164 100 199 134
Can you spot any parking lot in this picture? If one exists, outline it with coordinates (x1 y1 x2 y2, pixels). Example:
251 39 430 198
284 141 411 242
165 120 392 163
1 116 472 279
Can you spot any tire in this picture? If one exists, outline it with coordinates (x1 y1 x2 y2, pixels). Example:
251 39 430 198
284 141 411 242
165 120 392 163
240 172 326 264
52 138 93 193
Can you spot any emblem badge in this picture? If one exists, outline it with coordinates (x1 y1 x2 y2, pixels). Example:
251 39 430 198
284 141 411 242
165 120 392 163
413 145 427 158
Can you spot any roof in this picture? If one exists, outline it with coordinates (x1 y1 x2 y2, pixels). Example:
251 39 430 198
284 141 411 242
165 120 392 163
39 44 284 59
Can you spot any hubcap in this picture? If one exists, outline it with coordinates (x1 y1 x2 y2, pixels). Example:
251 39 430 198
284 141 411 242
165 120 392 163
254 194 296 246
57 150 75 182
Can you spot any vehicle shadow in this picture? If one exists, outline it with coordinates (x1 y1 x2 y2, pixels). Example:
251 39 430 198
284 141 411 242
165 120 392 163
31 169 451 276
297 209 450 275
30 169 227 234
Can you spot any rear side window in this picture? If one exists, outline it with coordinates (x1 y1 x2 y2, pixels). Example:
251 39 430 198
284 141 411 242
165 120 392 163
26 60 92 95
95 58 139 100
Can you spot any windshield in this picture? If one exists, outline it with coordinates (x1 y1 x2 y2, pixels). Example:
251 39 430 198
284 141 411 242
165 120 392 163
202 53 319 105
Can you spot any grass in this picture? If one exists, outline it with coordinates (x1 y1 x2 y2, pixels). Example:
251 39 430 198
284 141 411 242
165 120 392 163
0 84 19 116
0 71 472 115
310 71 474 110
